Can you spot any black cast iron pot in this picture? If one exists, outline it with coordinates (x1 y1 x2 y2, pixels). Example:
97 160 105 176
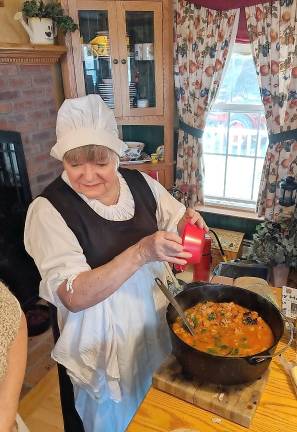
166 282 286 385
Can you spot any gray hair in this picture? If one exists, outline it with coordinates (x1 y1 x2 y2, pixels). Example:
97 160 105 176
64 145 119 168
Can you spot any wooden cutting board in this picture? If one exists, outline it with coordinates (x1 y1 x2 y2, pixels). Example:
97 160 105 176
153 355 269 428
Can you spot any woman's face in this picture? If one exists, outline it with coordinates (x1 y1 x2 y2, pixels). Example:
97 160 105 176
63 158 118 200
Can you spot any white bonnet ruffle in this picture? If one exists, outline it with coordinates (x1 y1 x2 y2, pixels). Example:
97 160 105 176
51 94 127 160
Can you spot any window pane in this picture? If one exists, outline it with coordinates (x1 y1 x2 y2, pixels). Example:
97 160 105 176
257 114 269 157
228 113 259 157
253 158 265 201
204 154 225 197
225 156 254 200
216 50 261 105
204 113 228 154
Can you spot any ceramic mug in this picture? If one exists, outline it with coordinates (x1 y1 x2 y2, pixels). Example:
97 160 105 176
134 44 143 61
137 98 149 108
142 43 154 60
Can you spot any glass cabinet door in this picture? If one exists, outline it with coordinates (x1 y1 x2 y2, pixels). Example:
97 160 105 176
116 2 163 117
76 1 122 116
75 1 163 118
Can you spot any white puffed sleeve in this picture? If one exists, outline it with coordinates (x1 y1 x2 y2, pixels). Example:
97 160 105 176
24 197 91 306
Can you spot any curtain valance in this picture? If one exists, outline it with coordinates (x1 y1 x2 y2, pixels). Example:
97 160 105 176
188 1 270 10
187 1 271 42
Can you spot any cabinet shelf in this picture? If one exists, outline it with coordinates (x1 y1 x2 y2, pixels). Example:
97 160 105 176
120 161 174 169
120 161 175 186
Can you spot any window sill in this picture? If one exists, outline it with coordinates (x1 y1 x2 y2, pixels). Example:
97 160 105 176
196 204 264 221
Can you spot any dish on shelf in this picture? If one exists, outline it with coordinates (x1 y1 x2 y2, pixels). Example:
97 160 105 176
120 159 151 165
123 141 145 160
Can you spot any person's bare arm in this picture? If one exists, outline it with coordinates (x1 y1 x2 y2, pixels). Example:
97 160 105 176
0 313 27 432
57 230 192 312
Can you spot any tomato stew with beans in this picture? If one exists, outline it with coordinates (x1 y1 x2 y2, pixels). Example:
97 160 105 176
172 301 274 357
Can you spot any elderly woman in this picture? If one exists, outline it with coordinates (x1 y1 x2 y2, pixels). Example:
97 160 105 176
24 95 207 432
0 281 29 432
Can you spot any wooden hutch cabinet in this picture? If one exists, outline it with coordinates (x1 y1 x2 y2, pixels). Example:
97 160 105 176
60 0 174 188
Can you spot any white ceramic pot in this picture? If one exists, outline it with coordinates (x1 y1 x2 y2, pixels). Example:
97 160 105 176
137 98 149 108
142 43 154 60
15 14 55 45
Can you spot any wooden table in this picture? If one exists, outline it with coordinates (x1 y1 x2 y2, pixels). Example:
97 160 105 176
127 288 297 432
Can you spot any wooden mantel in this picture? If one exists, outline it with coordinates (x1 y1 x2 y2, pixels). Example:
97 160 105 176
0 43 67 65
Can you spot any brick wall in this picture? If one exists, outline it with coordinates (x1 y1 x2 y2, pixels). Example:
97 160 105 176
0 64 62 197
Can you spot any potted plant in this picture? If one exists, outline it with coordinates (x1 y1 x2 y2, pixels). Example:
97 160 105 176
14 0 78 45
249 218 297 286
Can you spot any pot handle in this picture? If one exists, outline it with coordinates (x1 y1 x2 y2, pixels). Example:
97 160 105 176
247 312 294 365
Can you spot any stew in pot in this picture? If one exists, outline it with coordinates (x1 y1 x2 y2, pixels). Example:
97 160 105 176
172 301 274 357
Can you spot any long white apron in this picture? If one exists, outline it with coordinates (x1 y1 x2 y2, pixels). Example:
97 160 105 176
53 261 171 432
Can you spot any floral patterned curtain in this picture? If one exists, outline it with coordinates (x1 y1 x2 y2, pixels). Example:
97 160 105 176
246 0 297 221
174 0 239 207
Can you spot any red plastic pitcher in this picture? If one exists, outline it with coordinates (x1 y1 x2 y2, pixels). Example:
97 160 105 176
175 223 206 272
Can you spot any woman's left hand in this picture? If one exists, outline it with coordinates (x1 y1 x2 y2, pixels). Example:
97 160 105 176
177 208 208 236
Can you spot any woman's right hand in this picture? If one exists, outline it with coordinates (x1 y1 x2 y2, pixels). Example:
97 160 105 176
137 231 192 265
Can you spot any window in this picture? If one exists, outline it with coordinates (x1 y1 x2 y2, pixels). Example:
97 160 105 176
203 43 268 209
